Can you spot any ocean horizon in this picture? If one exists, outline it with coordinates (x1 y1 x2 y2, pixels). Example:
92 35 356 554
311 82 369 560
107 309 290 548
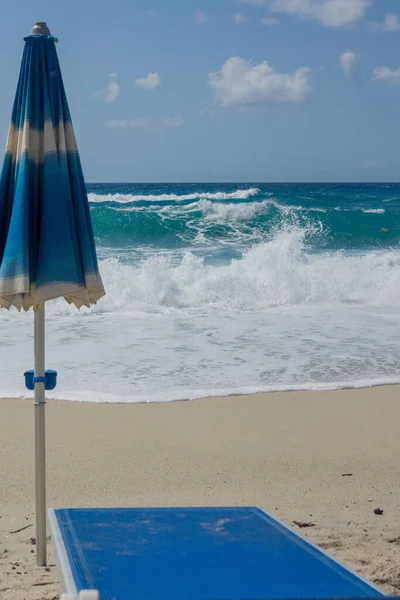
2 181 400 403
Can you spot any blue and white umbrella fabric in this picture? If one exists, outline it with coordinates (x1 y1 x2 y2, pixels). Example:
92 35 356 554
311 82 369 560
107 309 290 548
0 22 105 567
0 23 104 309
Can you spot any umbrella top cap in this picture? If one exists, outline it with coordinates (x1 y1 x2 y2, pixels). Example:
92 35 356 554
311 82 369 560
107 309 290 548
30 22 51 35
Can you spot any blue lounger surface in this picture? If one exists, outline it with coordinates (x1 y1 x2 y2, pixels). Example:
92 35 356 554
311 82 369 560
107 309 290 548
49 506 385 600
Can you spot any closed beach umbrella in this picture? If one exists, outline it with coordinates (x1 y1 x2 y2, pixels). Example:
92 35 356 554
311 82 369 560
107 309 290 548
0 23 105 565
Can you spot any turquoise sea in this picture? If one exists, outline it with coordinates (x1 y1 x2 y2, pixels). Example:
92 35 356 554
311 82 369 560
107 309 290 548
2 182 400 402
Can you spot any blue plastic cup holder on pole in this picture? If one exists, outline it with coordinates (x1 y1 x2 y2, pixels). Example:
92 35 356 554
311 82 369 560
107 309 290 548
24 370 57 391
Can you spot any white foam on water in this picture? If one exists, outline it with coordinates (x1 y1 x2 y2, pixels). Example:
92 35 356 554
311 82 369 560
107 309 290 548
108 198 270 219
2 226 400 402
335 207 385 214
88 187 260 204
42 227 400 315
269 200 327 214
2 307 400 403
110 198 327 220
197 198 270 222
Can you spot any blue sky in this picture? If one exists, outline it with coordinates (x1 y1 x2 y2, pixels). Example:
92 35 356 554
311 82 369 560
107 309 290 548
0 0 400 182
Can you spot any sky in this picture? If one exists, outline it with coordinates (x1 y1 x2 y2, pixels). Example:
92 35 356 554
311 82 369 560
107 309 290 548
0 0 400 182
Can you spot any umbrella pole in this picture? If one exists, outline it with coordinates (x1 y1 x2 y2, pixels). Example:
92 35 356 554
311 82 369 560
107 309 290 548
34 303 47 566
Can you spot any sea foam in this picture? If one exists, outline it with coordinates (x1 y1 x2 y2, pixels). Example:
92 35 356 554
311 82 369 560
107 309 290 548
88 187 260 204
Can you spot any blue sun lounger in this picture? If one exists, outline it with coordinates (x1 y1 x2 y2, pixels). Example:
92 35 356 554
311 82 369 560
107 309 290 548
49 507 387 600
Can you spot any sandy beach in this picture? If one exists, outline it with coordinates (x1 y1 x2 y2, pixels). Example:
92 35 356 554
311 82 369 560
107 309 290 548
1 386 400 599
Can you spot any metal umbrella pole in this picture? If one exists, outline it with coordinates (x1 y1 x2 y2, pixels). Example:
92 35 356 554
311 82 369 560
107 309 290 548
34 303 46 566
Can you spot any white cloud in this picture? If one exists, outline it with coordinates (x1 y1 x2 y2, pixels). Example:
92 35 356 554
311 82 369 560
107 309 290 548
105 73 120 103
136 72 161 91
90 90 104 100
233 13 247 23
195 10 209 25
372 66 400 85
162 115 185 127
269 0 370 27
107 118 153 128
208 56 311 106
261 17 280 25
200 108 215 116
107 116 185 129
381 14 400 31
339 51 357 81
371 14 400 32
91 73 120 103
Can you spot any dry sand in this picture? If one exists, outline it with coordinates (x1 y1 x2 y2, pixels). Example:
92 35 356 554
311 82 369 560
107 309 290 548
1 386 400 599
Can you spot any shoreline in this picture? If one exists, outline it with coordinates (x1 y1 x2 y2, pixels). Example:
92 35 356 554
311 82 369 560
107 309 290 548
1 386 400 597
3 380 400 405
